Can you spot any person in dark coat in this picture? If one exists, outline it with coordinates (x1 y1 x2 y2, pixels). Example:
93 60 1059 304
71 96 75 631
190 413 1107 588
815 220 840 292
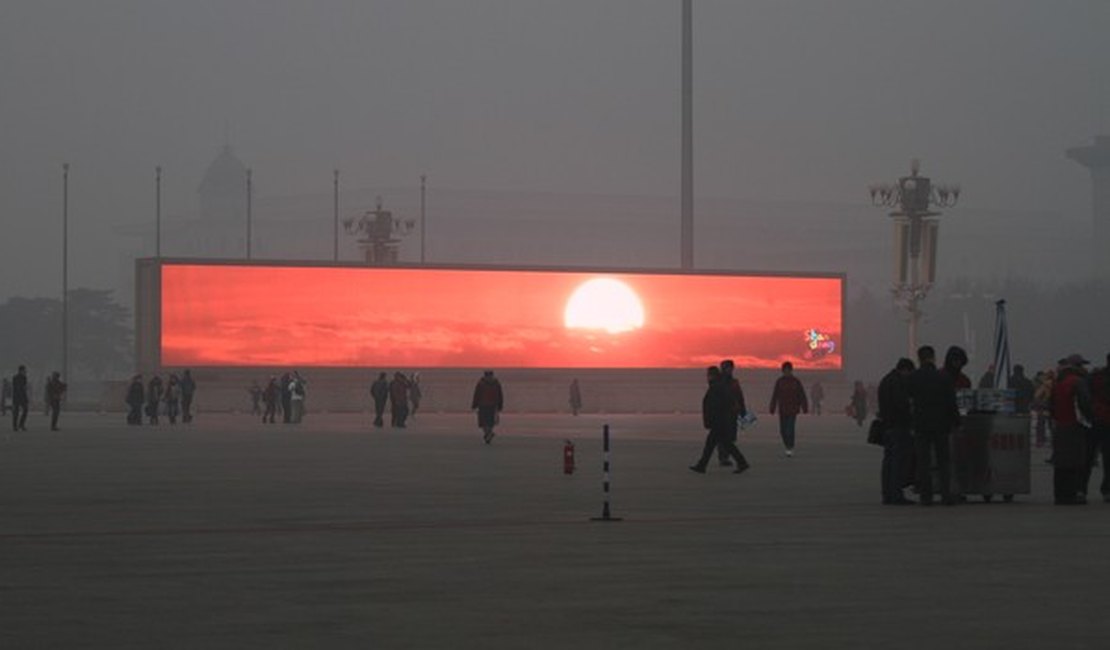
978 364 996 389
11 365 29 431
1052 354 1093 505
1084 354 1110 502
849 381 868 427
389 372 411 428
45 371 67 431
769 361 808 457
370 372 389 427
690 366 749 474
262 376 280 424
943 346 972 389
878 358 916 505
472 370 504 444
180 369 196 423
126 374 144 425
146 375 163 425
280 372 293 423
909 345 961 506
716 359 748 466
1008 364 1035 415
163 374 180 425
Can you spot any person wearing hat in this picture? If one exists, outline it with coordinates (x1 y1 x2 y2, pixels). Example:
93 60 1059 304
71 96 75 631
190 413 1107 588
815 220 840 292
1050 354 1094 505
1083 353 1110 502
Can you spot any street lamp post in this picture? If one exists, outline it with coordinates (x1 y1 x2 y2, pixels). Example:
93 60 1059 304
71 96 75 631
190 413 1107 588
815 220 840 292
680 0 693 270
420 174 426 264
869 160 960 356
342 197 414 265
333 169 340 262
62 163 69 383
155 165 162 258
246 168 253 260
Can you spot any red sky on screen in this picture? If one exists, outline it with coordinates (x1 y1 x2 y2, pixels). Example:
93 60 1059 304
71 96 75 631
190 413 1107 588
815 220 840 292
161 265 842 369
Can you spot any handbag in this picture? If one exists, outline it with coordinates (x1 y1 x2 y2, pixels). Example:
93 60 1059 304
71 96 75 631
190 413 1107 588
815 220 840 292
867 419 885 446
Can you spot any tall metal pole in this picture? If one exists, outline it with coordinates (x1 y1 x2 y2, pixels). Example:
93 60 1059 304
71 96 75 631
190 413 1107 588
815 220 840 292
680 0 694 270
420 174 427 264
333 169 340 262
155 165 162 258
62 163 69 383
246 168 253 260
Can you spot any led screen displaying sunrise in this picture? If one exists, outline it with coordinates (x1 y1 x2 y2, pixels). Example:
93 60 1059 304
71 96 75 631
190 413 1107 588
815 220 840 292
160 264 842 369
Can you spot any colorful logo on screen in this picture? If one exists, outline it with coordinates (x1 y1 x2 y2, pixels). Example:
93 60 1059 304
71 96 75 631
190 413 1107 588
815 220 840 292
804 328 836 359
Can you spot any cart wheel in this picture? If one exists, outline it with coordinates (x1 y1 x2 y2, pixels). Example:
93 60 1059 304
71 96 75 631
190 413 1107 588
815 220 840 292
1003 494 1014 503
982 494 993 503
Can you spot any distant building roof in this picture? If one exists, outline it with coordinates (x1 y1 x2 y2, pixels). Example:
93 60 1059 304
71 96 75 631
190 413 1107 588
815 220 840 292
198 145 247 198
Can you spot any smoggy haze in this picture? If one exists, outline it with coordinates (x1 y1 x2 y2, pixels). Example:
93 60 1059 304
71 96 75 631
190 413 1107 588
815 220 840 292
2 1 1108 301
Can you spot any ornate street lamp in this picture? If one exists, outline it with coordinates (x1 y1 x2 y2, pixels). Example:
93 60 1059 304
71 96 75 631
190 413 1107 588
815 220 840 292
869 159 960 356
342 196 414 265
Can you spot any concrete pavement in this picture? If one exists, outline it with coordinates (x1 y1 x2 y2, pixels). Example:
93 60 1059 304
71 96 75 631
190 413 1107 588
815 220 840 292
2 411 1107 649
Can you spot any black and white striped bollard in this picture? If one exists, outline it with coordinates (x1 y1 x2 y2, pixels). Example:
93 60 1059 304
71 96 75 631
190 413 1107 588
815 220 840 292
590 424 622 522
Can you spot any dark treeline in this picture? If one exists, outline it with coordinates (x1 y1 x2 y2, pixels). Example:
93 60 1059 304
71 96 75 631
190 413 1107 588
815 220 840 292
0 289 131 380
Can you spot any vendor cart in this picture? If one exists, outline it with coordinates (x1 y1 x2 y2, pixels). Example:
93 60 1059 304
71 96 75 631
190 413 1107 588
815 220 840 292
949 389 1031 502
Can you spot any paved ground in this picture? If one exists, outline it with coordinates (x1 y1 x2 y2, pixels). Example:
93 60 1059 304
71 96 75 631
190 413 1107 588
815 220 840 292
2 410 1108 649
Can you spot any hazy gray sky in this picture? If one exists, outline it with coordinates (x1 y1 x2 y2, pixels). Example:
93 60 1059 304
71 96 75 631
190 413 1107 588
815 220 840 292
1 1 1107 299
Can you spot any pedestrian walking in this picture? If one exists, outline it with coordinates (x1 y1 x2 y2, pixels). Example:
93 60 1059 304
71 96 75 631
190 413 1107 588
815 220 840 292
164 375 180 424
370 372 389 427
689 366 749 474
262 376 280 423
769 361 808 457
1 377 10 416
472 370 503 444
878 358 916 505
45 371 67 431
810 380 824 415
569 378 582 416
849 381 868 427
125 374 144 425
180 369 196 423
716 359 748 466
146 375 163 425
280 372 292 424
290 372 307 423
389 372 410 428
11 366 29 431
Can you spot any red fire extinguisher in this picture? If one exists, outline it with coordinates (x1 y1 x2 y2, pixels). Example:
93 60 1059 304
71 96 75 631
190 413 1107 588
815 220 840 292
563 440 575 475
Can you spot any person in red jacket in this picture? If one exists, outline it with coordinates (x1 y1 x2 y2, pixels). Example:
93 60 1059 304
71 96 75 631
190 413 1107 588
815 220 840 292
769 361 808 457
1083 353 1110 502
1051 354 1094 505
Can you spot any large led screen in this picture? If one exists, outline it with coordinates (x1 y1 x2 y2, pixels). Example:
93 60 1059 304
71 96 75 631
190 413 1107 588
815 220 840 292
160 264 842 369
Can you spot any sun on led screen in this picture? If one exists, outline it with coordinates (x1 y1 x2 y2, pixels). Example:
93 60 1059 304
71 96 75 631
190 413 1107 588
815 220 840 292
159 264 842 369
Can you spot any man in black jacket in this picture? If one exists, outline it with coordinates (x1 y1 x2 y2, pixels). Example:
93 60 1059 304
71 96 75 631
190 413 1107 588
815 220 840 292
11 365 29 431
909 346 961 505
690 366 749 474
878 358 916 505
